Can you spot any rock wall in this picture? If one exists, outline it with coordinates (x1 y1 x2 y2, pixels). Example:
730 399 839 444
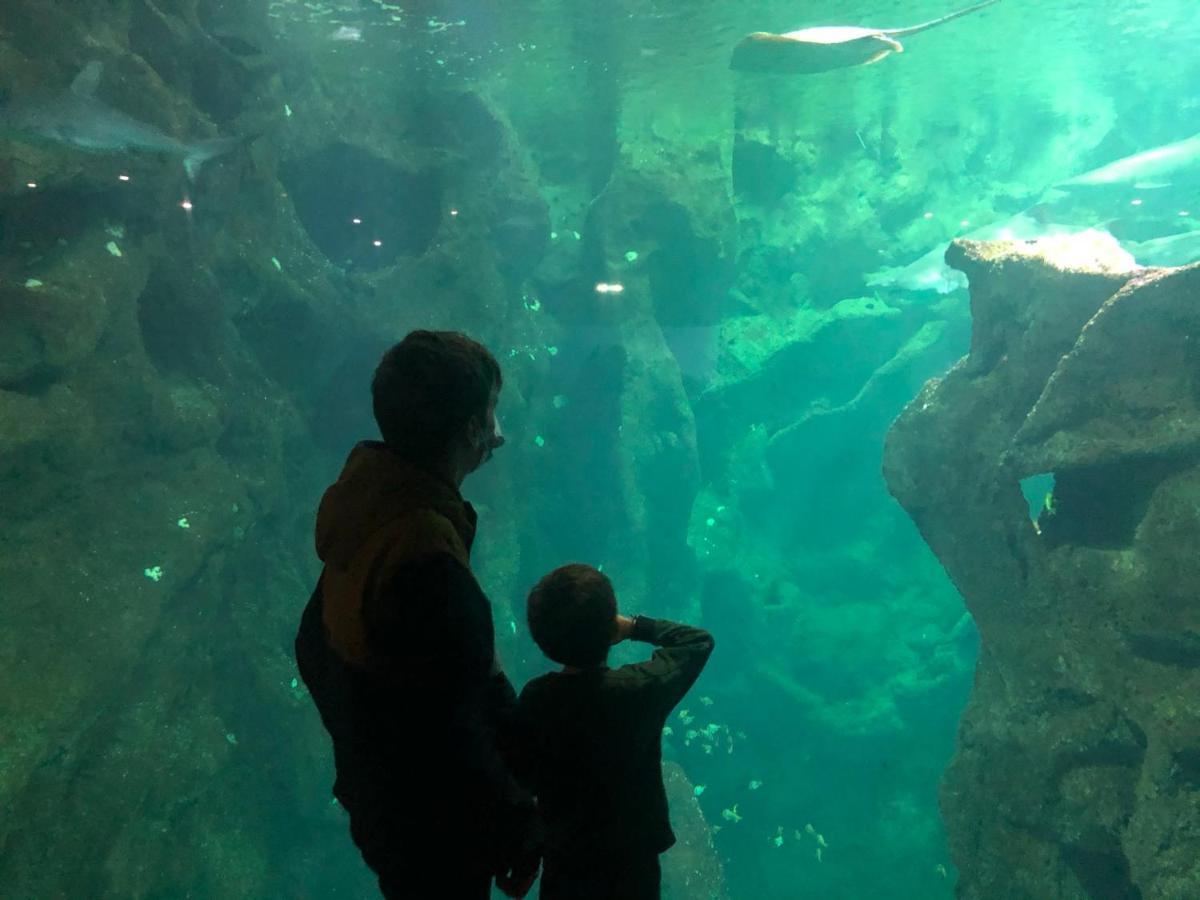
0 0 718 895
9 0 1187 897
884 235 1200 899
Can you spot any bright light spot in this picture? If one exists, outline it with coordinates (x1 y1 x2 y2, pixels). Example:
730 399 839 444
959 219 971 228
180 199 194 211
118 174 131 182
998 229 1015 240
595 282 625 294
1180 210 1191 217
450 208 459 216
351 217 362 225
373 239 383 247
26 182 37 189
923 211 934 220
1130 198 1143 206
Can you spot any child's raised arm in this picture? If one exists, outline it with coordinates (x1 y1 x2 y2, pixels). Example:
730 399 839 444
619 616 715 714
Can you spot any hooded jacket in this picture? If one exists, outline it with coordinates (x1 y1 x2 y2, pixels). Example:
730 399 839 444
295 441 524 857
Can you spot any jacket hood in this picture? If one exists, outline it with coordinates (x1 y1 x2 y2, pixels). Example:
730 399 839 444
315 442 476 569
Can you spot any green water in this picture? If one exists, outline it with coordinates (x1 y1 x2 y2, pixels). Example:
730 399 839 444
1 0 1198 897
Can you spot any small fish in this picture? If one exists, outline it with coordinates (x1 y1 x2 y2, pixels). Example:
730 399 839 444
329 25 363 41
816 847 823 863
722 804 742 823
662 725 674 737
749 779 763 790
699 695 714 706
935 864 948 878
693 784 706 797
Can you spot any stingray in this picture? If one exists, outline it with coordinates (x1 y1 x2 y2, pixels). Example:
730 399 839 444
731 0 1002 75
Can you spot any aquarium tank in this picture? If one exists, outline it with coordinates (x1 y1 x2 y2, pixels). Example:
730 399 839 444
2 0 1199 897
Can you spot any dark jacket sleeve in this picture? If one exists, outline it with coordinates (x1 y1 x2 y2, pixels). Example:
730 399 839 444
295 576 345 739
623 616 715 714
362 553 538 864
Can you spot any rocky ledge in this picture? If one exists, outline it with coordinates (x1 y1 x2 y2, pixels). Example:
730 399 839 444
884 232 1200 899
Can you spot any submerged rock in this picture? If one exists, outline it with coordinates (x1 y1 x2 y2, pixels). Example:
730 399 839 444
884 233 1200 898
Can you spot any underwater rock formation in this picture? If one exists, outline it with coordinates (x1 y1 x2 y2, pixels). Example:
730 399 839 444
0 1 727 895
0 2 554 896
884 233 1200 898
663 760 730 900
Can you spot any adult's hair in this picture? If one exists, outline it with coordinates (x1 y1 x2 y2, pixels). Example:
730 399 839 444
371 330 502 464
527 564 617 668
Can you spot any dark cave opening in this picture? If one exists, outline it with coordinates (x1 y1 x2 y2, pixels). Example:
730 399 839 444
1061 844 1142 900
637 200 732 328
279 143 443 271
732 137 799 208
137 268 229 383
1036 458 1183 550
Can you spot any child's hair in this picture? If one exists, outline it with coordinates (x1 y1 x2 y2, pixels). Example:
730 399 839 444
527 564 617 667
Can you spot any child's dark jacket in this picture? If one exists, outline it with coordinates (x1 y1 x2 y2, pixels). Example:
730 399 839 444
515 617 714 867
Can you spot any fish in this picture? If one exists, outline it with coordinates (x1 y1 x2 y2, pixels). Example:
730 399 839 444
866 211 1083 295
1058 133 1200 189
0 62 239 181
730 0 1001 74
1122 229 1200 267
866 243 969 295
329 25 364 42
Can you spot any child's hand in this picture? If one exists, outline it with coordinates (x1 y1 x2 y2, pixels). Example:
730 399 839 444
612 614 636 644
